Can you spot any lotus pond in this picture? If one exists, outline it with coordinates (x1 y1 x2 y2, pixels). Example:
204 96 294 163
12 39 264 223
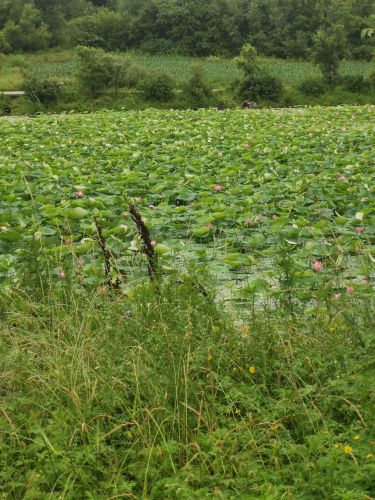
0 106 374 303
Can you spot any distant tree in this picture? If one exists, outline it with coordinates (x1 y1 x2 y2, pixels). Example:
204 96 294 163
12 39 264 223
75 46 138 96
1 0 375 58
183 64 213 108
234 43 259 76
313 25 347 85
0 0 25 29
138 71 175 101
235 43 283 102
1 4 50 53
69 8 127 51
76 46 116 96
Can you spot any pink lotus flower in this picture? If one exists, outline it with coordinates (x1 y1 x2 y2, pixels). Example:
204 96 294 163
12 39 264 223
355 227 364 234
135 196 142 203
243 143 249 149
346 286 354 295
333 293 341 300
213 185 222 192
312 261 323 271
338 175 347 182
74 191 84 198
150 240 157 248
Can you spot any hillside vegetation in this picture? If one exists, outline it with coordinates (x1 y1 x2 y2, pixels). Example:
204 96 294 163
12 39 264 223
1 0 374 59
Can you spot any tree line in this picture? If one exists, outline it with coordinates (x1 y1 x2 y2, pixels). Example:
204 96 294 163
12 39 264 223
0 0 374 59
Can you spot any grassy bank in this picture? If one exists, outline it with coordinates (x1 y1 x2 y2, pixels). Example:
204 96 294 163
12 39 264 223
1 271 374 498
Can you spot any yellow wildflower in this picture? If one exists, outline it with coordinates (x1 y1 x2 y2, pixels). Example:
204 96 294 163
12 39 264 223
241 326 250 335
343 445 353 455
207 354 213 362
353 435 360 441
367 454 374 459
335 444 340 449
212 326 220 333
249 366 256 374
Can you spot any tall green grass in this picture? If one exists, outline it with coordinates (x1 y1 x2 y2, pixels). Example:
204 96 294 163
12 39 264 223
1 262 374 498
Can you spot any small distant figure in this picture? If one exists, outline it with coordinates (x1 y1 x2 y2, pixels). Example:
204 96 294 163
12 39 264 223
242 100 258 109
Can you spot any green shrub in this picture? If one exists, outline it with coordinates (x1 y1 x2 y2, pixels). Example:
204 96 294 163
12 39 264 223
341 74 370 93
215 91 237 109
23 76 61 104
0 94 12 115
138 72 175 101
68 9 126 52
239 73 283 102
367 70 375 89
313 26 347 85
351 45 374 61
182 64 213 108
115 58 147 89
298 78 327 97
75 47 145 97
75 46 116 97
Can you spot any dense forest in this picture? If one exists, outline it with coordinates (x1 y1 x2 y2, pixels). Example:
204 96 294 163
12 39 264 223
0 0 374 58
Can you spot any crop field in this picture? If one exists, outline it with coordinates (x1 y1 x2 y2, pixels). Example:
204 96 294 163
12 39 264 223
0 50 373 90
29 54 375 87
0 106 374 298
1 106 375 498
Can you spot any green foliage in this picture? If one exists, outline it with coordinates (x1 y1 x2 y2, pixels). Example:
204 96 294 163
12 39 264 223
239 73 283 102
75 46 116 96
298 78 328 97
0 271 374 497
0 4 50 53
182 64 213 108
0 105 374 495
0 94 11 115
0 106 374 288
23 76 61 104
69 8 127 51
75 47 148 97
0 0 374 59
351 44 375 61
138 71 175 101
234 43 259 76
342 74 371 93
235 44 283 102
313 25 347 85
367 69 375 88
